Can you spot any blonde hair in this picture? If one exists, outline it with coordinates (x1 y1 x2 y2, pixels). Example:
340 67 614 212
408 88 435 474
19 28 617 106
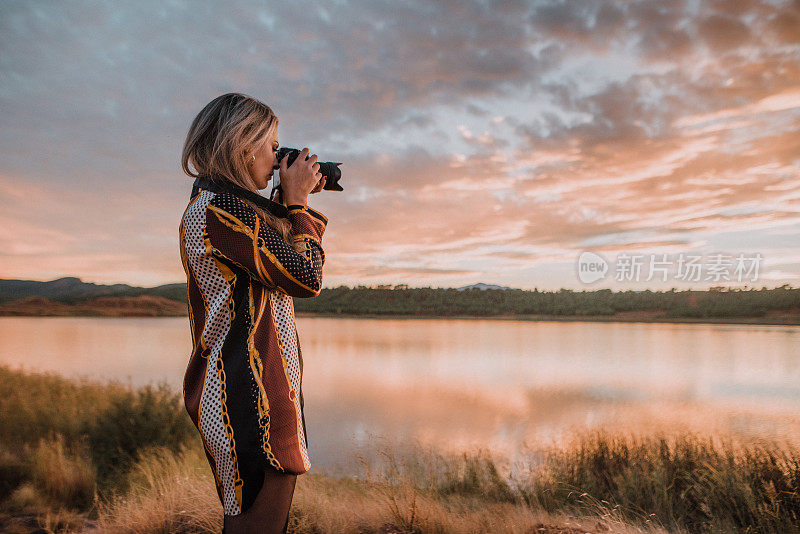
181 93 300 250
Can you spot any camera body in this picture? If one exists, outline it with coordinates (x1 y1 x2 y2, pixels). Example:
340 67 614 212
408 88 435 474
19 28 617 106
272 147 344 196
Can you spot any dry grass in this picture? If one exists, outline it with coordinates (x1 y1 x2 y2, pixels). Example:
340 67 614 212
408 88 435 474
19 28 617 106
292 472 653 533
0 365 122 449
28 435 96 510
95 445 657 534
4 364 800 533
517 428 800 533
0 435 95 516
94 446 220 534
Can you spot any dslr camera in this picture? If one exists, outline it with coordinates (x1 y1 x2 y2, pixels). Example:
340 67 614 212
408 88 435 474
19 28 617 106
270 147 343 200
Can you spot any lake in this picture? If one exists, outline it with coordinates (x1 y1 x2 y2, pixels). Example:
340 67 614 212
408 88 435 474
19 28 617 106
1 316 799 475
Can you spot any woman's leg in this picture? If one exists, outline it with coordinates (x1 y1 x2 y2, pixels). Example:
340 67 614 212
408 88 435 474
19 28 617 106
223 468 297 534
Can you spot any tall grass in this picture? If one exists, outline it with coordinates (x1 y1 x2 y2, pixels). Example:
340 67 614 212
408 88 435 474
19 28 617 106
517 430 800 533
2 364 800 533
0 364 118 448
94 445 220 534
85 383 197 489
97 435 796 533
27 435 96 510
95 445 638 534
0 364 197 531
370 431 800 532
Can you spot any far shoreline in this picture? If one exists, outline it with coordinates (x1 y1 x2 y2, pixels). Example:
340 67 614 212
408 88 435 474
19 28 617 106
295 311 800 326
1 305 797 326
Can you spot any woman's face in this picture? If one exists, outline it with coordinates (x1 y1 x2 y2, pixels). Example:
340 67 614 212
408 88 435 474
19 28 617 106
248 127 280 191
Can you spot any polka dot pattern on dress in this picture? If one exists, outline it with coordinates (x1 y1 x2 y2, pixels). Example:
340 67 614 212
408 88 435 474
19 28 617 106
270 290 311 471
182 190 243 516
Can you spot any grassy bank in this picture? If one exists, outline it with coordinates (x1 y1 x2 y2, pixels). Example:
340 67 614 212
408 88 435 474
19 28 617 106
1 365 799 533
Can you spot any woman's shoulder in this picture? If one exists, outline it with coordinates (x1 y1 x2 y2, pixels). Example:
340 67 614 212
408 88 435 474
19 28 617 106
206 191 257 223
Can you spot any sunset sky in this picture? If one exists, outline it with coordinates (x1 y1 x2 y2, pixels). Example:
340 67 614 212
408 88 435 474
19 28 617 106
1 0 798 291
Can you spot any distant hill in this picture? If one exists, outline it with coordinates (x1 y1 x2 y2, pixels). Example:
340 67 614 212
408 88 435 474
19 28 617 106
0 277 184 305
456 282 513 291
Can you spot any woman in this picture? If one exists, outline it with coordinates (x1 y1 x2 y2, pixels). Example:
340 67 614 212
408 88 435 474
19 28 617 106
178 93 327 534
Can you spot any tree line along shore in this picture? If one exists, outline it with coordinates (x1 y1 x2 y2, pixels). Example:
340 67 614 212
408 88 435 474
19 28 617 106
0 277 797 324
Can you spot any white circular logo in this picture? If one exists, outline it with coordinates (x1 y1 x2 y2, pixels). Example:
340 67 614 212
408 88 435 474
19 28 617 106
577 251 609 283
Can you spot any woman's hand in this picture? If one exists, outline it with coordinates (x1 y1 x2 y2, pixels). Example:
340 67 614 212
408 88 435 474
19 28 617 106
310 175 327 194
279 147 324 206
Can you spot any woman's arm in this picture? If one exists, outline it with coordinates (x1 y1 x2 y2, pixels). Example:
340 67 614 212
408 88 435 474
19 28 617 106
204 192 327 298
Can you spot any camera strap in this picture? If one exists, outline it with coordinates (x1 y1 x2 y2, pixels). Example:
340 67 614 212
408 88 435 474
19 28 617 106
191 174 289 219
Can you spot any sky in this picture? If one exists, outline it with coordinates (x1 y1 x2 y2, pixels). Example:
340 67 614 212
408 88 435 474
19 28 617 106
1 0 798 291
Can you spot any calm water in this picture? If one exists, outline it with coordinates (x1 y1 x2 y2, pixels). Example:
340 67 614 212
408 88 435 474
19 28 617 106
1 316 799 474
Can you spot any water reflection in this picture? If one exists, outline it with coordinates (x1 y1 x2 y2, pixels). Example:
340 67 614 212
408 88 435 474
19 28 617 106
0 316 798 474
299 318 800 403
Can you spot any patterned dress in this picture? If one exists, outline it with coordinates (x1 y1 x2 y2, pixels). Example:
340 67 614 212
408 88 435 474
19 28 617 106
178 175 327 516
